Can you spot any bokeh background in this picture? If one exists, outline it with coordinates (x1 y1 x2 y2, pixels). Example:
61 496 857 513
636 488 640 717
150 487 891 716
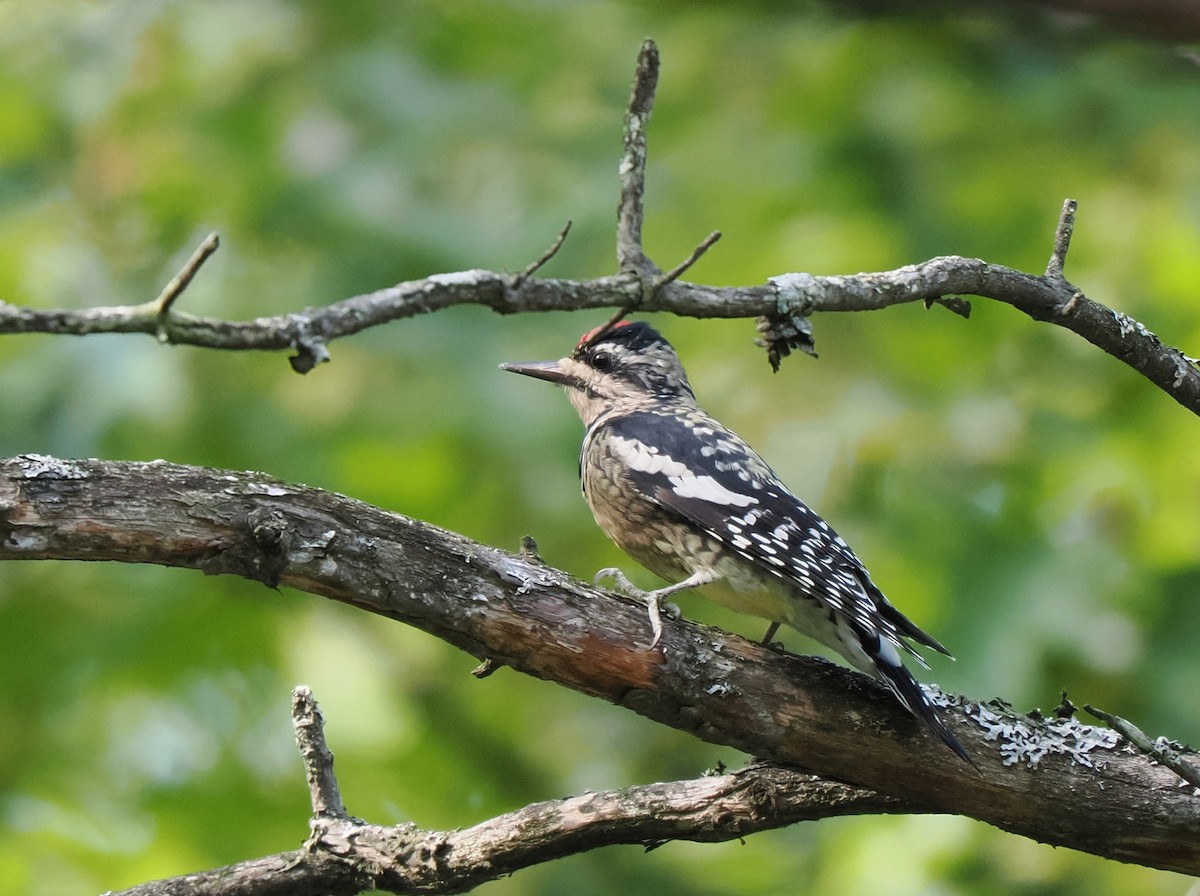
1 2 1199 894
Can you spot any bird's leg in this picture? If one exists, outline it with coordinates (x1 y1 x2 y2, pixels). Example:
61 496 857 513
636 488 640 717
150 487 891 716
760 621 782 647
595 568 718 647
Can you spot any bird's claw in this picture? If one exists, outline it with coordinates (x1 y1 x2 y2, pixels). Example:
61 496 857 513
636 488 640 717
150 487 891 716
594 568 674 649
644 597 681 647
594 567 641 595
646 592 666 648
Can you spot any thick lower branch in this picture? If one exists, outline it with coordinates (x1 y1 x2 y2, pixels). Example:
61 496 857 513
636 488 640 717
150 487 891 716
2 455 1198 874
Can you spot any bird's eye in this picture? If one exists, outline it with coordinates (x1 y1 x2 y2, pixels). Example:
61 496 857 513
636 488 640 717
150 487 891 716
591 351 613 371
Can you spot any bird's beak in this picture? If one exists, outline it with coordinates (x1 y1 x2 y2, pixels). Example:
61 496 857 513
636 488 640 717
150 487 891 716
499 359 574 386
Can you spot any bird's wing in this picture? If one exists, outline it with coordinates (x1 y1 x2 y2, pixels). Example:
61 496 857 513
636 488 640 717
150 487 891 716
604 411 950 660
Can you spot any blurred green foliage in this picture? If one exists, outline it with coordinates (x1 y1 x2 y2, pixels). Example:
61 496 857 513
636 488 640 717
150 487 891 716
0 2 1198 894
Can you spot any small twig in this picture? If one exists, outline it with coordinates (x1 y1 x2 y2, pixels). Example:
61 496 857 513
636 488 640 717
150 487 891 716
1058 291 1083 315
1046 198 1077 280
576 40 667 352
1085 704 1200 789
578 232 722 354
155 231 220 315
1054 690 1077 720
292 686 348 818
653 230 721 292
518 535 541 561
922 295 972 318
577 305 635 353
512 221 572 289
616 39 660 272
472 658 502 678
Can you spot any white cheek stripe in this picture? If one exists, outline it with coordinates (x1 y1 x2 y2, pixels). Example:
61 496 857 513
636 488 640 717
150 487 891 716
668 474 758 507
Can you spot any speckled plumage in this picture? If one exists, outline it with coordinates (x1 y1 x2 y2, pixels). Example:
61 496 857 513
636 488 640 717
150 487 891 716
501 321 969 763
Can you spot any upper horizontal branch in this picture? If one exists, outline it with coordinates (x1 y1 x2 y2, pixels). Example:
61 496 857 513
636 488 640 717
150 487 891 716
3 248 1197 411
2 454 1198 874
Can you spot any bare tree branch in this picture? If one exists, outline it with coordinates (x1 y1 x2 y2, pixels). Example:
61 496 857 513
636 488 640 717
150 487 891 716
112 743 906 896
1 37 1196 413
2 226 1196 411
511 220 572 289
1086 703 1200 789
655 230 722 290
154 231 221 316
1045 198 1077 280
3 454 1199 879
616 38 660 274
293 686 348 820
5 35 1200 892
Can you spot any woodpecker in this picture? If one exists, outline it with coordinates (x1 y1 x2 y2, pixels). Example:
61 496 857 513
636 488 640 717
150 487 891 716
501 320 969 763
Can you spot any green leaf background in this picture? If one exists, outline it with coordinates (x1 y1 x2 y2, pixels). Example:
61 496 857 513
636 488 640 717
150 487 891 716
1 3 1198 893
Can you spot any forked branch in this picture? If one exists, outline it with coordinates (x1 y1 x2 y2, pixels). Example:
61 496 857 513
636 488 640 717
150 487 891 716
3 455 1199 881
111 689 904 896
3 34 1199 896
0 42 1196 413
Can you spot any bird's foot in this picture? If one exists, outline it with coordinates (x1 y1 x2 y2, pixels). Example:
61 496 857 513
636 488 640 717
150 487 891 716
594 567 639 594
594 568 679 647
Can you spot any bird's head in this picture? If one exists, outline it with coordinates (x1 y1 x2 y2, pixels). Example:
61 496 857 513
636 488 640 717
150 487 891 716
501 320 695 424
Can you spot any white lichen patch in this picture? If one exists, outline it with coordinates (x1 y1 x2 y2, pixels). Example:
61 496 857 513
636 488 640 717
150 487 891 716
496 558 558 596
18 454 87 479
8 531 47 550
427 269 492 287
242 482 291 497
924 686 1123 768
1110 308 1152 341
769 272 817 310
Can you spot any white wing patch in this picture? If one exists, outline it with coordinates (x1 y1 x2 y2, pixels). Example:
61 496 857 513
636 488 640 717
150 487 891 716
608 435 759 508
609 435 692 477
667 474 758 507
